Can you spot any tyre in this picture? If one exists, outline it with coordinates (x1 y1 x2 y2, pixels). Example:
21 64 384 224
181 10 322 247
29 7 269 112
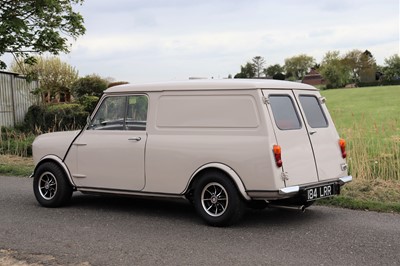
33 162 73 207
194 171 245 227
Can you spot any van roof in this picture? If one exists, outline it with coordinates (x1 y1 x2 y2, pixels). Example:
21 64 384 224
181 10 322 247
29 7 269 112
104 79 317 94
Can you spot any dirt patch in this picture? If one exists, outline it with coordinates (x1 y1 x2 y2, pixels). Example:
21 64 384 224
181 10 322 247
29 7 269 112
0 249 91 266
0 155 34 167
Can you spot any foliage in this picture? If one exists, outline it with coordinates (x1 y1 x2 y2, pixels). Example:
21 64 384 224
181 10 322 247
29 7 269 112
284 54 315 80
71 74 108 98
0 0 86 70
78 95 99 113
10 56 79 101
234 62 256 78
319 51 351 88
342 49 376 83
24 104 88 132
251 56 266 78
108 81 129 88
264 64 284 78
382 54 400 81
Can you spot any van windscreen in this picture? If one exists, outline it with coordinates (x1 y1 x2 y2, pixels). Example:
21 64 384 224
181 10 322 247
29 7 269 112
269 95 301 130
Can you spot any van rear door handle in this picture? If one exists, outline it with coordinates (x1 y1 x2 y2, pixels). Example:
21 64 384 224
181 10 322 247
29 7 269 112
128 137 142 141
309 130 317 135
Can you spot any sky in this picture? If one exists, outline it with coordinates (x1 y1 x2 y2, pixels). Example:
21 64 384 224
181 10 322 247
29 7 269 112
3 0 400 82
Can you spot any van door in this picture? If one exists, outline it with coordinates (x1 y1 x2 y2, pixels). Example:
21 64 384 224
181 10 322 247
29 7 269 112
66 95 148 191
263 90 319 187
293 90 346 181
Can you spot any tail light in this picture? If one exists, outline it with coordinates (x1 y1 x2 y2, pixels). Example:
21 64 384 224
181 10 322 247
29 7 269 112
339 138 347 159
273 145 283 167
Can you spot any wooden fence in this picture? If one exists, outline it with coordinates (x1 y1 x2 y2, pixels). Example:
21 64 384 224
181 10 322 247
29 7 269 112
0 70 40 127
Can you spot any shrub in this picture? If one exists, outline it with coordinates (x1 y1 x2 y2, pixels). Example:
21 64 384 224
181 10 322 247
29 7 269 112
71 74 108 98
24 103 89 132
78 95 99 113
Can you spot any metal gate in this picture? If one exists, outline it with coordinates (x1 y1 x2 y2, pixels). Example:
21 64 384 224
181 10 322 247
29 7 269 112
0 70 40 127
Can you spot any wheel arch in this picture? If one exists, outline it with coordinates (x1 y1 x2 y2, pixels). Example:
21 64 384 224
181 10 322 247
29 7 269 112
33 155 76 188
185 163 251 201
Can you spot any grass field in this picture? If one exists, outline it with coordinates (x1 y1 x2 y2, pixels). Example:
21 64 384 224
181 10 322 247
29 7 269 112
322 85 400 182
320 85 400 211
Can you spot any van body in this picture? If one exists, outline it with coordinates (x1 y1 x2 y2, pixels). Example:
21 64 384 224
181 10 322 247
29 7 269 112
32 79 352 226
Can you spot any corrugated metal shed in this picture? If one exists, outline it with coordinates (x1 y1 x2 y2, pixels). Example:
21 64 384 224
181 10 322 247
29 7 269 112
0 70 40 127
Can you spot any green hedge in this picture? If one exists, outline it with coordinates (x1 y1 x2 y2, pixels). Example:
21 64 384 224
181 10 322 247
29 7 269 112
24 104 89 133
357 80 400 87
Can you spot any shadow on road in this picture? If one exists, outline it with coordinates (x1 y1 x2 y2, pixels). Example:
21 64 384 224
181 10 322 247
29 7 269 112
66 192 333 227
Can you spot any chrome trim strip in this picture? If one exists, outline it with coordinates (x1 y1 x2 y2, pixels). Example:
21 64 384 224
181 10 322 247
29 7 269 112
78 187 185 199
339 176 353 184
279 186 300 194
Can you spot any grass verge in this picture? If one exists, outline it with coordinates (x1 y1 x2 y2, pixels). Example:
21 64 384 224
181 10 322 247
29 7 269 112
318 179 400 213
0 155 34 177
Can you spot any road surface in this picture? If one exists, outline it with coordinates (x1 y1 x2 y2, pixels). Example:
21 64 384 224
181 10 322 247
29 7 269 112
1 175 399 265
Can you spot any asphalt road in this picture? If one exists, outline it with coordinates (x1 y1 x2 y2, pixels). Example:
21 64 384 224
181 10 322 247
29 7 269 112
1 175 400 266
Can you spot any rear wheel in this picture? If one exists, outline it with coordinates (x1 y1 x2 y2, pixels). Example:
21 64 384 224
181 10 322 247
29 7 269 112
33 162 73 207
194 171 244 227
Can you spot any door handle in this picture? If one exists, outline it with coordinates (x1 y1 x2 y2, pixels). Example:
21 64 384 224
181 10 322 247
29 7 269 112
309 130 317 135
73 143 87 146
128 137 142 141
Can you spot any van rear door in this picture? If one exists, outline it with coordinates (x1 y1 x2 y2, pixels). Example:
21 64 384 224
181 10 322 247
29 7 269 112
293 90 346 181
263 90 319 187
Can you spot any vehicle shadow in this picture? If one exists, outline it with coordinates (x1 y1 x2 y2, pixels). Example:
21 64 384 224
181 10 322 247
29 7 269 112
68 192 333 227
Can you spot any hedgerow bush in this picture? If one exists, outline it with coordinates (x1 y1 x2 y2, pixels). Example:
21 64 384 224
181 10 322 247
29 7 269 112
24 103 89 133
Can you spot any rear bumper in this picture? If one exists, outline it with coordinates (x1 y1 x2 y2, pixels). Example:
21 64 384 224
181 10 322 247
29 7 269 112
247 175 352 200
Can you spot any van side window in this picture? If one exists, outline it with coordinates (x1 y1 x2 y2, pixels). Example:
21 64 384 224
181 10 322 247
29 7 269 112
88 95 148 131
126 95 148 130
269 95 301 130
299 95 328 128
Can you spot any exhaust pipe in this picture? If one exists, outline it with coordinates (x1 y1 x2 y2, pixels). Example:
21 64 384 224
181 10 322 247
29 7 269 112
268 204 306 213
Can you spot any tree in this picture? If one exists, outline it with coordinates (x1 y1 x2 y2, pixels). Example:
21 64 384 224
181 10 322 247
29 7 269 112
343 49 376 83
264 64 284 78
319 51 350 88
284 54 315 80
382 54 400 81
234 62 255 78
71 74 108 98
0 0 86 70
252 56 266 78
10 56 79 102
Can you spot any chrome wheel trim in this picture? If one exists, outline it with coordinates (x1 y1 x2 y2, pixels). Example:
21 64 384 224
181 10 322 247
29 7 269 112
201 182 229 217
38 171 58 200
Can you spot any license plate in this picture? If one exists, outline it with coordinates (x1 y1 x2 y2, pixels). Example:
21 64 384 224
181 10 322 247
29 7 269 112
306 184 338 201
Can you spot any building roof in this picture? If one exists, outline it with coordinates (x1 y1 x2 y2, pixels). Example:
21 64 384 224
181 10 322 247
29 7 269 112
105 79 317 94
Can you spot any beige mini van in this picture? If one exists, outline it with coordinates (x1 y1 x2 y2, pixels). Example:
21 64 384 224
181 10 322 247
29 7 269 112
32 79 352 226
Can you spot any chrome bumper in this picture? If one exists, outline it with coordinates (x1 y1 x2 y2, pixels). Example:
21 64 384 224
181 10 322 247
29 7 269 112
279 175 352 195
246 176 353 200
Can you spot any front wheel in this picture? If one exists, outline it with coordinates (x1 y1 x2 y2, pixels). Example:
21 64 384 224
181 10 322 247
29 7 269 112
33 162 73 207
194 171 244 227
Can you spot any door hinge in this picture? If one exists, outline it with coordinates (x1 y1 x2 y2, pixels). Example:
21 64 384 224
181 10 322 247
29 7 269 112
262 96 270 105
281 172 289 181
